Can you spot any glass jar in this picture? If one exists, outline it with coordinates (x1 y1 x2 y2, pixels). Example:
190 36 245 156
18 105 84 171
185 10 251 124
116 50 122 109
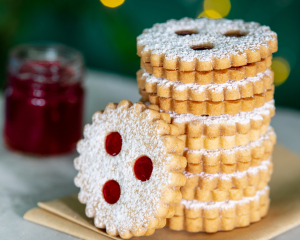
4 44 85 155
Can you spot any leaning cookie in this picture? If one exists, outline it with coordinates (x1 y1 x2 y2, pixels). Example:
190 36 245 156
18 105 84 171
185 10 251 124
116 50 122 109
74 100 187 239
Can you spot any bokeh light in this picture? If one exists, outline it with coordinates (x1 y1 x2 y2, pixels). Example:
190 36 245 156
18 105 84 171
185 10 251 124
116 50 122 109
271 57 291 86
198 10 223 18
100 0 125 8
198 0 231 19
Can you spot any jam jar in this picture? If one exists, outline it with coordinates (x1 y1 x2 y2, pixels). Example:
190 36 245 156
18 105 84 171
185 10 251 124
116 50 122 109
4 44 85 155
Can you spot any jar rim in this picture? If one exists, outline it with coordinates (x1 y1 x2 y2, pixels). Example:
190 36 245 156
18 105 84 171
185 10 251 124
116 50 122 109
8 44 85 85
9 43 84 67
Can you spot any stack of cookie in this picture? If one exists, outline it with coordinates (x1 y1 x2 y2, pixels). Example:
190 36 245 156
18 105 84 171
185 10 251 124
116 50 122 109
137 18 277 233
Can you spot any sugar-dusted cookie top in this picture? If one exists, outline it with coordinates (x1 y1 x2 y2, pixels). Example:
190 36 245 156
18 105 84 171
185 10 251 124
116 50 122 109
74 100 187 239
137 18 277 71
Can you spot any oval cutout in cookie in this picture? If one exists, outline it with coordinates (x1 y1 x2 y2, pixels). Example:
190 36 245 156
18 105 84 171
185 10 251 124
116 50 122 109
134 156 153 181
103 180 121 204
105 132 122 156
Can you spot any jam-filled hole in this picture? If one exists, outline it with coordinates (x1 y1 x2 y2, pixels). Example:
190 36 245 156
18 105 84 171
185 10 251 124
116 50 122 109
134 156 153 182
103 180 121 204
191 44 214 51
224 30 248 38
175 30 198 36
105 132 122 156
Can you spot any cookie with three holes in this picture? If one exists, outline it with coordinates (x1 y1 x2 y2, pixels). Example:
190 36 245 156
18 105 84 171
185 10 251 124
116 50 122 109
137 18 277 72
74 100 187 239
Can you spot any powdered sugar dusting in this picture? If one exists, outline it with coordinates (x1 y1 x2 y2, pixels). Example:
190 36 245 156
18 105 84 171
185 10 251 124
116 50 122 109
137 18 276 62
74 105 173 234
181 186 269 210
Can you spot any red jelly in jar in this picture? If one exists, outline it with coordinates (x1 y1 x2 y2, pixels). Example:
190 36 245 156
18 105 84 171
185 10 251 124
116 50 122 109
4 44 85 155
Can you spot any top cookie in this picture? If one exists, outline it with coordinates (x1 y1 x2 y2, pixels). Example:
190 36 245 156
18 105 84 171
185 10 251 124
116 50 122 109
137 18 277 71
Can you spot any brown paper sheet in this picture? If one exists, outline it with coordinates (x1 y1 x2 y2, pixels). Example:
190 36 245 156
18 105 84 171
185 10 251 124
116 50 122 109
24 144 300 240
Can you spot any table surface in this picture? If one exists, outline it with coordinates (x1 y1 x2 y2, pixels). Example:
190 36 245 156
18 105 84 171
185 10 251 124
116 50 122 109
1 70 300 240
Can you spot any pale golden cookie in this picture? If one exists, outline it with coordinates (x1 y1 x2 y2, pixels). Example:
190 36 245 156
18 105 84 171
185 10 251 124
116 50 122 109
184 127 276 174
146 104 275 152
147 86 274 116
140 56 272 82
74 101 187 239
184 122 274 150
168 186 270 232
138 68 274 101
137 18 277 71
178 123 272 151
169 101 274 137
147 100 275 139
181 158 272 201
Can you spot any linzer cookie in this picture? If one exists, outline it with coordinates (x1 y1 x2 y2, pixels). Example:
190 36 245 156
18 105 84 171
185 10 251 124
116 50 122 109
138 68 274 101
182 158 272 202
148 86 274 116
140 56 272 82
159 100 275 138
185 127 276 174
168 186 270 232
137 18 277 71
146 101 275 151
74 100 187 239
177 123 272 151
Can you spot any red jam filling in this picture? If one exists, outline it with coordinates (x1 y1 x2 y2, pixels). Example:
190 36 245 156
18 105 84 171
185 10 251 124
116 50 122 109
103 180 121 204
134 156 153 181
191 45 214 51
175 30 198 36
105 132 122 156
4 60 84 155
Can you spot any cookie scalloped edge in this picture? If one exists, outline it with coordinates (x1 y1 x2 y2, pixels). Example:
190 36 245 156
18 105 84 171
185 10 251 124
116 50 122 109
137 68 274 101
74 100 189 239
147 86 274 116
140 56 272 82
167 186 270 232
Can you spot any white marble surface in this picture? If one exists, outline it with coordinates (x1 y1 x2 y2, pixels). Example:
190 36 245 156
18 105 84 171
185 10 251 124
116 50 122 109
0 70 300 240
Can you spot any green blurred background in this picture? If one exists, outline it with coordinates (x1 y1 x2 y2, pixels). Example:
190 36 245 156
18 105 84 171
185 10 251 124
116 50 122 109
0 0 299 109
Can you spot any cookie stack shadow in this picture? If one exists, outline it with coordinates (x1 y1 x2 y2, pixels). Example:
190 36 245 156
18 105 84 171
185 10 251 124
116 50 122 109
136 18 278 233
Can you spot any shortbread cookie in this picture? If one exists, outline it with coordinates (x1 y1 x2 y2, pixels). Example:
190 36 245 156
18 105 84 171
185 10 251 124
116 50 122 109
185 127 276 174
138 68 274 101
140 56 272 82
140 89 150 102
160 100 275 138
148 86 274 116
180 120 274 150
179 123 272 151
181 158 272 201
168 186 270 232
74 100 187 239
137 18 277 71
